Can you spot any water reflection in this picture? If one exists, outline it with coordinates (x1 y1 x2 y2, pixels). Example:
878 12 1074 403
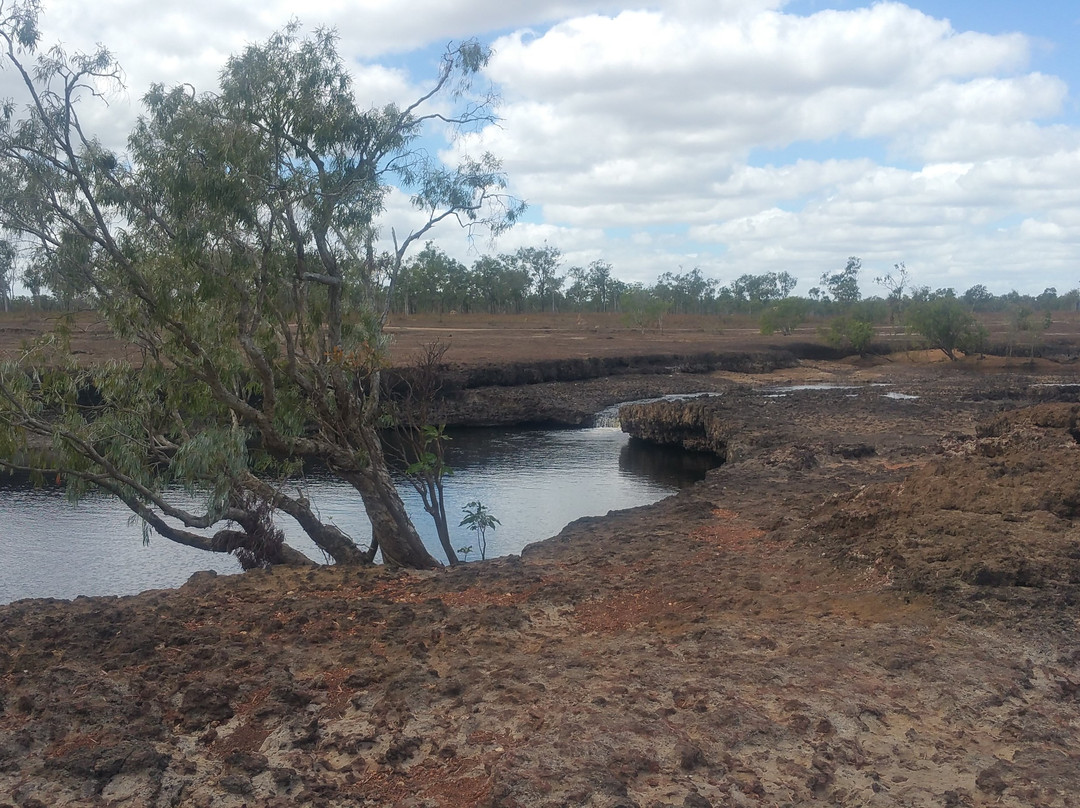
0 426 718 603
620 437 719 483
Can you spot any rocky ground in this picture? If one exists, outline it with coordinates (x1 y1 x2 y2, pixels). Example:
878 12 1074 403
2 351 1080 807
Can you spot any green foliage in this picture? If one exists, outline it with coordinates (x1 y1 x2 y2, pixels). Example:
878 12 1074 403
460 500 499 561
849 298 890 324
404 425 452 477
510 244 563 312
874 262 911 325
729 271 796 314
1007 305 1052 360
0 9 520 568
565 259 616 312
874 262 909 302
654 267 719 315
400 244 471 314
821 316 875 355
905 298 986 360
0 0 41 50
1036 287 1058 311
622 287 670 332
821 257 862 304
759 297 809 336
962 284 994 309
0 238 14 310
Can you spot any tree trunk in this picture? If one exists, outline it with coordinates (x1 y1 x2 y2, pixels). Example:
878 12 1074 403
243 473 369 565
344 464 441 568
426 477 458 566
341 427 441 569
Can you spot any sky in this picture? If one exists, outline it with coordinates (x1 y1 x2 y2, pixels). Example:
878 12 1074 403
6 0 1080 297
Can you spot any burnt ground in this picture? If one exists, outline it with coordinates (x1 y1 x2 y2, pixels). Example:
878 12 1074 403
1 323 1080 805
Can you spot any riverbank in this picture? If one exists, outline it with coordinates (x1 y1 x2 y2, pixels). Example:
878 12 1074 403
2 354 1080 806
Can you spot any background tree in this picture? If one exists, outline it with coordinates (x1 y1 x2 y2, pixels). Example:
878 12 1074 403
399 243 470 314
730 271 796 315
759 297 809 336
621 286 670 333
655 267 716 315
905 298 986 360
512 244 562 312
962 284 994 311
821 257 862 304
1036 287 1059 312
565 259 615 312
0 9 522 569
875 262 909 300
875 261 910 326
0 238 14 311
472 254 529 314
1007 306 1052 361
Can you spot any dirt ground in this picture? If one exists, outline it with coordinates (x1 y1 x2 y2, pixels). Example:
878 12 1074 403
0 311 764 367
2 318 1080 807
5 309 1080 368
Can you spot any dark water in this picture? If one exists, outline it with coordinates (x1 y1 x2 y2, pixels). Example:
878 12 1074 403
0 426 717 604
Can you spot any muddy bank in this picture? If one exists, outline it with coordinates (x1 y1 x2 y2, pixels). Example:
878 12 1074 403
3 357 1080 807
618 380 967 463
429 372 731 428
808 401 1080 627
621 373 1080 625
437 349 806 390
415 349 803 427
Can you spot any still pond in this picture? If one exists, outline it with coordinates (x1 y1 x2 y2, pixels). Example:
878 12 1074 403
0 425 717 604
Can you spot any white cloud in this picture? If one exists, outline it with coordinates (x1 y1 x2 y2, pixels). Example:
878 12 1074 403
3 0 1078 293
436 1 1080 291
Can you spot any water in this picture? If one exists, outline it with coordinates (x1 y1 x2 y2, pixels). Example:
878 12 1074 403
0 426 717 604
763 383 919 401
764 384 861 393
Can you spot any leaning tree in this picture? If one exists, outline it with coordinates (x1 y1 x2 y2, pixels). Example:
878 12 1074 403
0 1 522 569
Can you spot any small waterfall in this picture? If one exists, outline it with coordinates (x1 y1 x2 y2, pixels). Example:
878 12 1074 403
590 404 623 429
587 392 723 429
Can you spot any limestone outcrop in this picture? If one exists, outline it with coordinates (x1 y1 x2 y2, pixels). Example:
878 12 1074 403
619 397 733 459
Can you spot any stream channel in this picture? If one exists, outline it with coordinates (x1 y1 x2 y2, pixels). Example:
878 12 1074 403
0 421 718 604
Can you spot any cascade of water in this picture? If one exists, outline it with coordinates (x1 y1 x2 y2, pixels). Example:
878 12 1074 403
590 405 623 428
586 392 724 429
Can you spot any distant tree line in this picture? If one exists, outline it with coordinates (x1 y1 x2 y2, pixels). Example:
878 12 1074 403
6 241 1079 328
762 260 1075 359
389 242 800 317
390 248 1080 326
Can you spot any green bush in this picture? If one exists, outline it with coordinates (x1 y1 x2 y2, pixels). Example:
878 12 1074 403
821 316 876 355
905 299 986 359
621 289 670 333
759 297 810 336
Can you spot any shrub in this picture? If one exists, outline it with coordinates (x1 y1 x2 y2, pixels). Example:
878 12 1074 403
905 299 986 360
821 316 876 355
759 297 810 336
